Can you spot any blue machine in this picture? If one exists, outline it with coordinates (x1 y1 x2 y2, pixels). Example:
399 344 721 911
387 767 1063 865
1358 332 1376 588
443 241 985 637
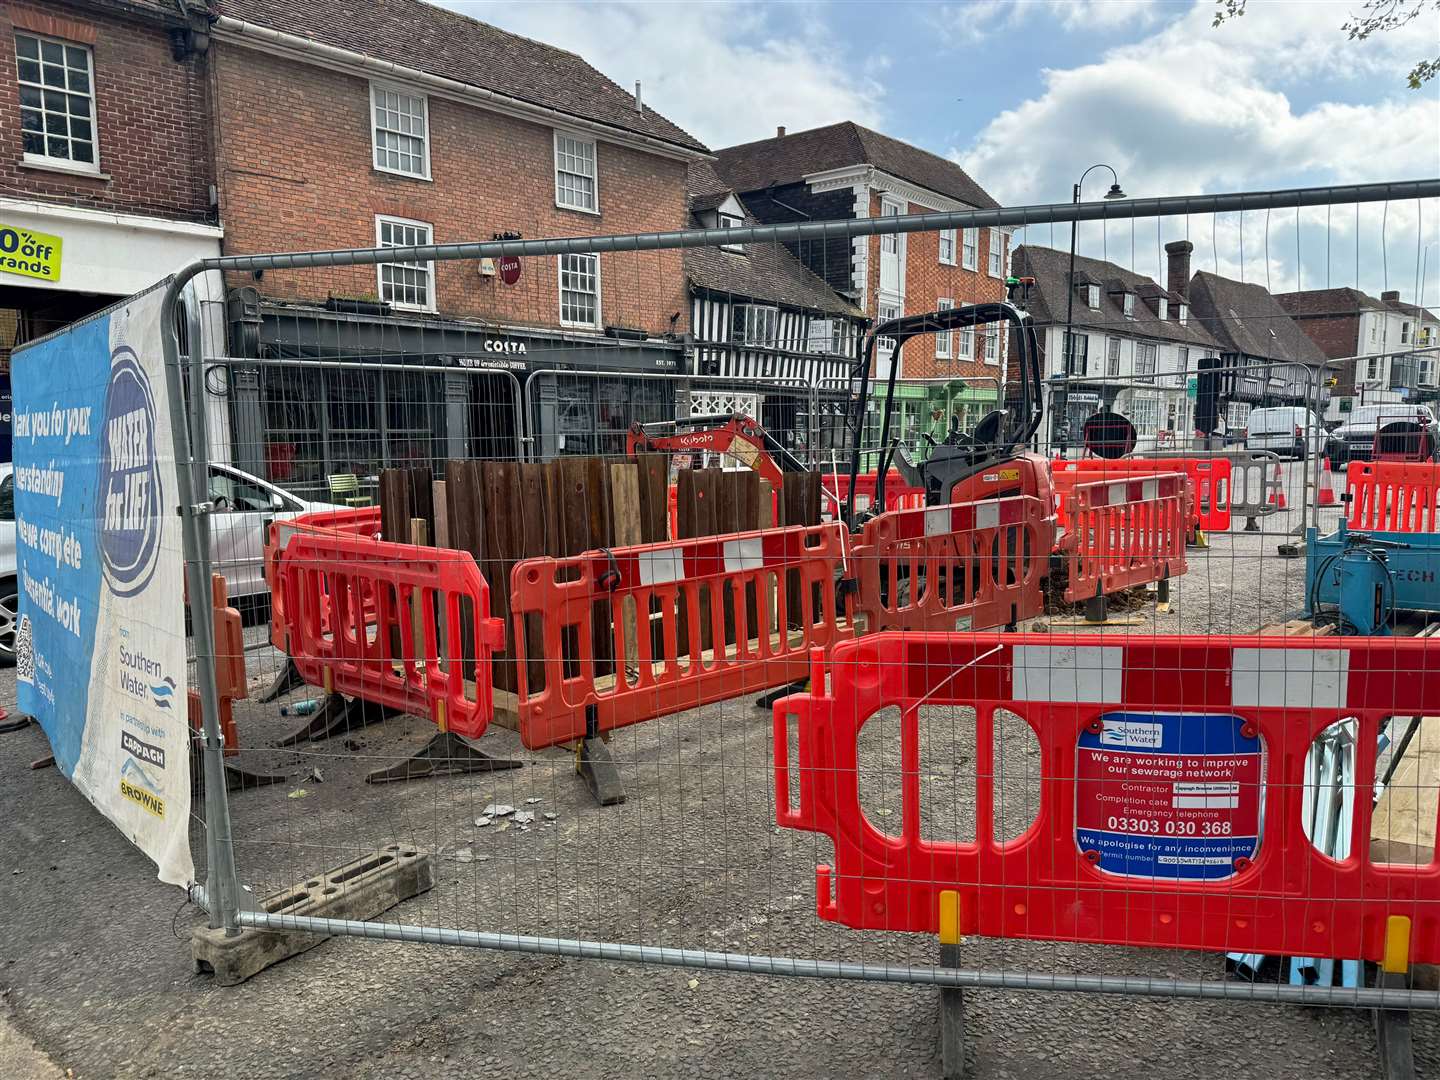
1305 520 1440 632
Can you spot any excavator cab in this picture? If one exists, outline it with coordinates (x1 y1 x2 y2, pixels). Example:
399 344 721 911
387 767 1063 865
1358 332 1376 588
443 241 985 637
841 277 1051 528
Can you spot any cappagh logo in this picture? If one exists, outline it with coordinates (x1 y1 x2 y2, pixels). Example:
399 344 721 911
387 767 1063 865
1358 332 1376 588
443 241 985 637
97 347 163 596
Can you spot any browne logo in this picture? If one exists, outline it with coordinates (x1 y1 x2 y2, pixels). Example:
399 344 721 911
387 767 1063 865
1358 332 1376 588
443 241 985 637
98 347 163 596
118 757 165 818
121 729 166 770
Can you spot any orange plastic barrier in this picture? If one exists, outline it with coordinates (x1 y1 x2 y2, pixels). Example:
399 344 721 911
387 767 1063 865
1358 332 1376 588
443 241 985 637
509 523 853 749
187 574 246 755
820 470 926 520
278 530 503 739
1346 460 1440 533
850 495 1053 633
266 507 381 653
774 631 1440 962
1059 472 1188 605
1053 457 1230 534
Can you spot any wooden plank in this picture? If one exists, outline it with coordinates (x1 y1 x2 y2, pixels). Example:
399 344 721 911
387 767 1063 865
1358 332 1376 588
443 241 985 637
610 463 642 676
378 469 410 543
557 457 593 682
409 518 428 664
584 456 615 677
482 461 523 693
406 467 434 536
758 480 774 529
635 452 668 542
518 464 549 690
431 481 450 549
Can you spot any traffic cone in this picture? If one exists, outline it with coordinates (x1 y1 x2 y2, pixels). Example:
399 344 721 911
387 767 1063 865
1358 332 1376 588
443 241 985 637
1317 456 1338 507
1268 461 1288 510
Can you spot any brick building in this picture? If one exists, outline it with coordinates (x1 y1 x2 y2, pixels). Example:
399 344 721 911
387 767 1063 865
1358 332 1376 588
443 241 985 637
208 0 708 485
0 0 222 458
1275 286 1440 421
713 122 1009 441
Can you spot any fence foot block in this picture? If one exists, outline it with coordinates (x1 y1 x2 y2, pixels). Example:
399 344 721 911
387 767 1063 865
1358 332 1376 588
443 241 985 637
577 734 627 806
275 694 397 747
0 713 33 735
1374 971 1417 1080
191 844 433 986
189 745 288 794
1276 542 1303 559
364 730 523 784
256 656 306 704
939 941 965 1079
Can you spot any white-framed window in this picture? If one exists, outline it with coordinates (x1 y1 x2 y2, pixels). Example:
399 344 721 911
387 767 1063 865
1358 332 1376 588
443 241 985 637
961 228 978 271
1370 320 1379 344
1123 292 1136 319
984 324 1000 365
876 300 901 357
1402 321 1411 344
732 303 778 347
987 227 1003 277
719 210 744 253
1177 347 1190 387
1129 392 1161 433
375 216 434 311
1106 336 1121 377
558 252 601 327
938 229 956 266
1063 331 1088 376
554 131 598 213
370 83 429 178
1157 297 1168 320
1086 284 1100 309
935 298 954 358
1177 303 1188 326
1136 341 1158 376
1227 400 1251 432
958 325 975 360
16 32 97 170
1366 356 1383 382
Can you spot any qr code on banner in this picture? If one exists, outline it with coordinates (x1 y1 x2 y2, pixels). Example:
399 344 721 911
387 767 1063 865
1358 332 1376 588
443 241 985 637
15 614 34 685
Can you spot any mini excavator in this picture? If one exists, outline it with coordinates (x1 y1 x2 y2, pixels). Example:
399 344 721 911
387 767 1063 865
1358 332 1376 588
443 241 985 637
840 275 1052 528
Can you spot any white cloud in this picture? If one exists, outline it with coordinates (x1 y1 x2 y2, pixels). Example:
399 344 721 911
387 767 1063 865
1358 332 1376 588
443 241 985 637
957 0 1440 299
434 1 885 149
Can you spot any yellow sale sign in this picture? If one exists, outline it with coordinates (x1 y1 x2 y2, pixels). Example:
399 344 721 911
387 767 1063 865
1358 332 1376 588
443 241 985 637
0 222 62 282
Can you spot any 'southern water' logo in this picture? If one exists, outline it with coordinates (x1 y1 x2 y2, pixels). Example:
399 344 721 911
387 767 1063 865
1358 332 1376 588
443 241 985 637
97 347 163 596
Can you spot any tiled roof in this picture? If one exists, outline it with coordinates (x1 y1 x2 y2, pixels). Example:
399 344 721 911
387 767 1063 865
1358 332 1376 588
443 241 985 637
1187 271 1329 365
684 163 862 318
714 121 999 209
1273 287 1386 317
214 0 708 153
1011 246 1221 349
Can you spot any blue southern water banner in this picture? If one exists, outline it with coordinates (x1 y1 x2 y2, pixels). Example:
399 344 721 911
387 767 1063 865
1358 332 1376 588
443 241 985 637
12 283 192 886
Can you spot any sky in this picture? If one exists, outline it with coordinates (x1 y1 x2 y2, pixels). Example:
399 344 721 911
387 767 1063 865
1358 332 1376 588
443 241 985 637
441 0 1440 305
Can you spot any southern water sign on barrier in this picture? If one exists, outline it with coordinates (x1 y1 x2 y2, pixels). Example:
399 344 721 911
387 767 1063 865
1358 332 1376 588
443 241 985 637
1075 711 1263 881
11 283 192 886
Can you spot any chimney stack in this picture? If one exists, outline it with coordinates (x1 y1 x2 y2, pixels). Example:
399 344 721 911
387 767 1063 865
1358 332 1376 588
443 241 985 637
1165 240 1193 301
1381 290 1400 303
776 125 786 137
634 81 643 113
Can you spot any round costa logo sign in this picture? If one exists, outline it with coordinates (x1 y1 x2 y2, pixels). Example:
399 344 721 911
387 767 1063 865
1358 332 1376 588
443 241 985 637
498 255 522 285
97 347 163 596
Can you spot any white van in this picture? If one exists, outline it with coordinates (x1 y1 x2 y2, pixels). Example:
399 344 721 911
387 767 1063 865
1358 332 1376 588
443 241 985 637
1245 406 1325 459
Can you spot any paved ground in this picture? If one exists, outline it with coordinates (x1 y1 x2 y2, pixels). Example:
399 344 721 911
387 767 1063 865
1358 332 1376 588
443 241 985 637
2 459 1437 1079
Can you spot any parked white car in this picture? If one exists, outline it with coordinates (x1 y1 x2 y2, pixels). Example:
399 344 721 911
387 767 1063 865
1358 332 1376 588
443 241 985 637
0 462 337 665
1245 406 1327 459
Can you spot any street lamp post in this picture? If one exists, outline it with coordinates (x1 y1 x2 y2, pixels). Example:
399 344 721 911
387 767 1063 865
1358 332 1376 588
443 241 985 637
1054 165 1125 456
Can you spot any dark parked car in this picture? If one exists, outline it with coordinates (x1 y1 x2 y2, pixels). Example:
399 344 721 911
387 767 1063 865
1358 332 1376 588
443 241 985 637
1329 404 1439 466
